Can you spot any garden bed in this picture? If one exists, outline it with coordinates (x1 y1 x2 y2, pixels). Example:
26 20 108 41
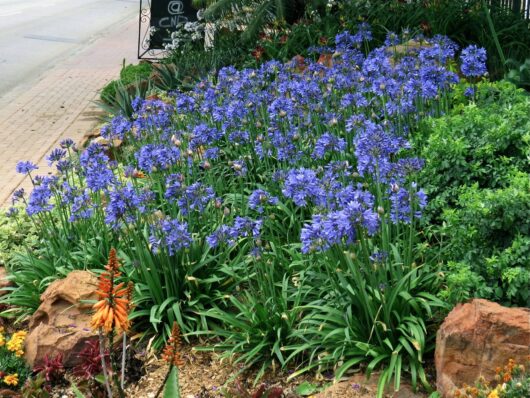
0 11 529 398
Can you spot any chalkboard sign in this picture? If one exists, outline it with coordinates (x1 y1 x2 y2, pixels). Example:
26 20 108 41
149 0 198 49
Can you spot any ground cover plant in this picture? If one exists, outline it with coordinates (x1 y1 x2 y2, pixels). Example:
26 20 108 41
5 25 495 396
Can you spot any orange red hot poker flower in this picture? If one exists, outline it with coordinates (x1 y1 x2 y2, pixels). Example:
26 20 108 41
161 322 184 368
91 248 132 333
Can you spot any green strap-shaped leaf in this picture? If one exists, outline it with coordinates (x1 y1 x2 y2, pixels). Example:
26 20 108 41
164 366 181 398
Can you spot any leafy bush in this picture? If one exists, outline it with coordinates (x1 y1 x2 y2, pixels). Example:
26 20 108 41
5 27 484 395
101 62 153 103
416 81 530 306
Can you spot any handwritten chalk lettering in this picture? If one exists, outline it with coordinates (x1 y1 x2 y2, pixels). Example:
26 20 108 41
168 0 184 15
158 15 189 28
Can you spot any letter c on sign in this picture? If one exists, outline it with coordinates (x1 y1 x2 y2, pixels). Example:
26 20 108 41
168 0 184 15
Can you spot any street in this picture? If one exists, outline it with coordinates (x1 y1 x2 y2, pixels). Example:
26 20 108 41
0 0 137 95
0 0 139 205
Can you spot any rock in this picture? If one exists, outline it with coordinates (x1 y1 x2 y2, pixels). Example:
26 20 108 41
317 53 333 68
92 135 123 149
290 55 307 73
25 270 99 368
0 266 13 296
435 299 530 397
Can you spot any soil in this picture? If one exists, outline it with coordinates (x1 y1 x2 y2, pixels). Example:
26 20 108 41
123 346 428 398
20 342 430 398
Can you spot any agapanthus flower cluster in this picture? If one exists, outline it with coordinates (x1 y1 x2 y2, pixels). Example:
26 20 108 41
100 114 132 141
17 25 470 261
207 217 262 248
282 168 326 207
15 160 38 175
80 143 115 191
26 176 56 216
105 183 152 228
149 218 192 255
300 189 378 254
174 182 215 215
248 189 278 214
460 45 488 78
136 144 181 172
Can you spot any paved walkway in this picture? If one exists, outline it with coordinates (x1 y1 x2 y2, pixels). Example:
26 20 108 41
0 16 138 207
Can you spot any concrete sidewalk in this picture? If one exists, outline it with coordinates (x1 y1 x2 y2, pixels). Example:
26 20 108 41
0 16 139 207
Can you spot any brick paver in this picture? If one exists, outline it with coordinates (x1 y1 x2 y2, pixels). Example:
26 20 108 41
0 16 139 207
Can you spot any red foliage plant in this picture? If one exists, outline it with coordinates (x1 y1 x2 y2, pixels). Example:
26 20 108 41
73 339 109 379
33 353 65 384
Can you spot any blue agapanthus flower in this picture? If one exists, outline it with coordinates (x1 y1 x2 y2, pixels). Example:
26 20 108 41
104 183 151 228
177 182 215 215
206 225 234 248
149 218 192 255
5 207 18 218
313 133 347 159
79 143 115 191
354 120 408 181
232 216 262 239
70 189 94 222
26 176 55 216
16 161 38 175
136 144 180 173
207 217 262 248
60 138 75 149
464 86 475 97
460 45 487 78
282 168 325 207
389 184 428 224
248 189 279 213
164 173 184 200
11 188 25 204
300 215 330 253
100 114 132 141
46 148 67 166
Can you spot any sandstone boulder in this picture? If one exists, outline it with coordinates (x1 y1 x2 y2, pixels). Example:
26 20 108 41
25 270 99 368
435 299 530 397
0 266 13 296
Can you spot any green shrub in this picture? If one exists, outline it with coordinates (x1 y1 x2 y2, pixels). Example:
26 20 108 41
417 81 530 306
100 62 153 104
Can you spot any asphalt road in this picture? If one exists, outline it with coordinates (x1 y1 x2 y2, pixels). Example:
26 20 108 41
0 0 138 95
